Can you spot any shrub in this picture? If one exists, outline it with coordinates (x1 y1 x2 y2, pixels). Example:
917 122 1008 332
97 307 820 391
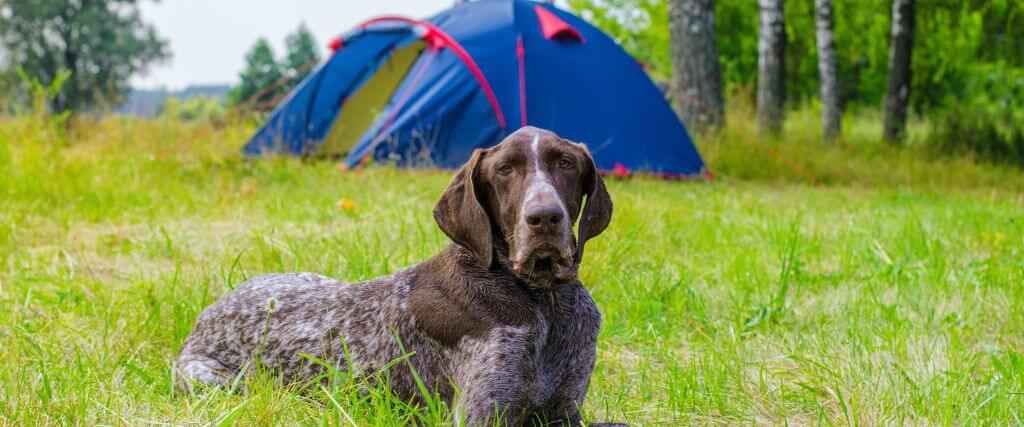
932 104 1024 167
930 66 1024 167
158 96 227 122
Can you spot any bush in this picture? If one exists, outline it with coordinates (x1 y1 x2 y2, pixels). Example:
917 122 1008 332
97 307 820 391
158 96 226 122
932 105 1024 167
930 65 1024 167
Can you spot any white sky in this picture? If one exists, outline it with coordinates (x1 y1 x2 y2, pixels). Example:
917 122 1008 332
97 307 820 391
131 0 451 90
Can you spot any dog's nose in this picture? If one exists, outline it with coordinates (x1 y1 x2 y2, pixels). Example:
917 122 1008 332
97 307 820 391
525 204 564 232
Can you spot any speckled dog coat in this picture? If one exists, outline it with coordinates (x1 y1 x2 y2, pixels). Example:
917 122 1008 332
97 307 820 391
176 127 615 426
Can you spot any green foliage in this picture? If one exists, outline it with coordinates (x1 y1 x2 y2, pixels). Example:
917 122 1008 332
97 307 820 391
6 69 72 143
568 0 672 79
158 96 227 122
934 105 1024 167
284 23 320 87
228 38 284 107
699 98 1024 188
1 114 1022 423
0 0 169 113
569 0 1023 112
930 66 1024 166
971 0 1024 65
228 24 320 108
714 0 759 94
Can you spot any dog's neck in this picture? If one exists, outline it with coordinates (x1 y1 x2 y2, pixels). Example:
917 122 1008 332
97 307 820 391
489 240 516 273
448 242 525 284
407 244 541 346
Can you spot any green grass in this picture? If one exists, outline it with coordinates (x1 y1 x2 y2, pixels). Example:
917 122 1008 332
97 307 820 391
1 111 1022 424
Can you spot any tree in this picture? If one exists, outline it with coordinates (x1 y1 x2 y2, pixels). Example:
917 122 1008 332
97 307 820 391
815 0 841 142
574 0 1023 118
0 0 169 113
283 23 319 89
756 0 785 134
667 0 724 135
228 38 284 107
883 0 914 143
569 0 673 78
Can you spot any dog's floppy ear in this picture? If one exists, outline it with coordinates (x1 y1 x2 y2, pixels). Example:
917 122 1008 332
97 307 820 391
434 149 493 267
574 149 613 266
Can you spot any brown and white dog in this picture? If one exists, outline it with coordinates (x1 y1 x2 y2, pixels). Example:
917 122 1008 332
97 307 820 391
176 127 615 425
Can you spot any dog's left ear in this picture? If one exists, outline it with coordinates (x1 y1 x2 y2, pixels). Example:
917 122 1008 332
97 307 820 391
574 149 613 265
434 149 493 268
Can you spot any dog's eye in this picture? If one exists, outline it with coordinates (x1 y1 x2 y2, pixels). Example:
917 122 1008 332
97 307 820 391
497 164 514 175
557 157 575 169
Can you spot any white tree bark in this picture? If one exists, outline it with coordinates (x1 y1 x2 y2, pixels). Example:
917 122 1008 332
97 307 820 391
883 0 914 143
757 0 786 134
668 0 725 135
815 0 841 142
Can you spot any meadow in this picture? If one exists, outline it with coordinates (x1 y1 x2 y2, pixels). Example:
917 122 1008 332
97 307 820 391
1 109 1022 425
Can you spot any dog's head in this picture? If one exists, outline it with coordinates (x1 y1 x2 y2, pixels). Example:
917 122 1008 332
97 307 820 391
434 126 613 288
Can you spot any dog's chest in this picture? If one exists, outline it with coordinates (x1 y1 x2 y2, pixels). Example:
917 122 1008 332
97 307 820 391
530 297 577 403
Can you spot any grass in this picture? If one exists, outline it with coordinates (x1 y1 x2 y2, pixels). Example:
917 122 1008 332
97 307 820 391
1 109 1022 424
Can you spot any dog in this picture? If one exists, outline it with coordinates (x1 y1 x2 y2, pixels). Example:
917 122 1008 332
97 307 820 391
176 126 614 425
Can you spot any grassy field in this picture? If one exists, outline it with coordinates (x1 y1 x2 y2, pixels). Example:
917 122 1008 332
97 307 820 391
1 112 1023 425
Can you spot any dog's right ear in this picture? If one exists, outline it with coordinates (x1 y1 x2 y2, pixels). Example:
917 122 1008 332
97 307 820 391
574 147 613 266
433 149 493 268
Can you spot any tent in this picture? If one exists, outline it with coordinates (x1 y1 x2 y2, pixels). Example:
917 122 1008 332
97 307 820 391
243 0 707 177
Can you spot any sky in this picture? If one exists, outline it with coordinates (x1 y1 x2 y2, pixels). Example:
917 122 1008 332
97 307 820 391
131 0 451 91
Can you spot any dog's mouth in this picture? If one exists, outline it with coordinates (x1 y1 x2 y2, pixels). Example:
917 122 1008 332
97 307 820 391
511 246 575 285
533 256 555 272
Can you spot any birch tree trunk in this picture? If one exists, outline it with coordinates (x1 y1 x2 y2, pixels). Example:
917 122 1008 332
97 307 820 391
668 0 725 135
815 0 841 142
756 0 786 134
883 0 914 143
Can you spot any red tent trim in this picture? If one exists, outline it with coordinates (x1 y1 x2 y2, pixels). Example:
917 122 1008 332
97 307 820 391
517 36 527 127
328 37 343 52
358 16 507 128
534 6 584 42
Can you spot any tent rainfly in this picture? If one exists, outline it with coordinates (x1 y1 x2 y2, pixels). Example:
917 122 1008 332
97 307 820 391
243 0 707 177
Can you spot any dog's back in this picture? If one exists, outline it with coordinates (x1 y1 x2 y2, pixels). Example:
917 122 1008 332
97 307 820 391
176 271 423 392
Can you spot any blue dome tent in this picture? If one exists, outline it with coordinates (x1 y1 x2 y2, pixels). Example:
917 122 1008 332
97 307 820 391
243 0 707 177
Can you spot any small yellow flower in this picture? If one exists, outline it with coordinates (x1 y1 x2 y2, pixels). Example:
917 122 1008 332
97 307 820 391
336 197 357 211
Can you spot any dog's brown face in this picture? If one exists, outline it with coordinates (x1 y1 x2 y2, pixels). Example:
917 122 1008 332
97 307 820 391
434 127 612 288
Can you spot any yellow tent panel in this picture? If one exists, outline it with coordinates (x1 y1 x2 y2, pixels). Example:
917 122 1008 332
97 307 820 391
319 41 425 155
